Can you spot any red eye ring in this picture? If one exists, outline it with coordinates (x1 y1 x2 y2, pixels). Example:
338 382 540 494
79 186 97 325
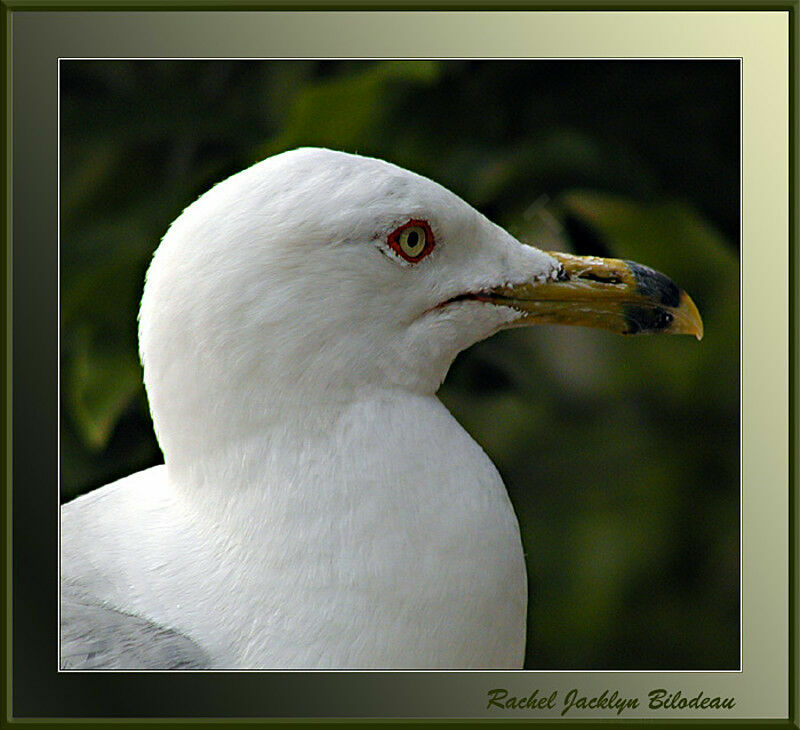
387 219 436 263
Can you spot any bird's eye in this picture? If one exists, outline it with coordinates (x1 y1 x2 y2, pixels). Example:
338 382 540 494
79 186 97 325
387 220 435 263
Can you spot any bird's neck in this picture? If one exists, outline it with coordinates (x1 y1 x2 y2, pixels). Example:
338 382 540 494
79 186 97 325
149 390 527 668
163 388 440 509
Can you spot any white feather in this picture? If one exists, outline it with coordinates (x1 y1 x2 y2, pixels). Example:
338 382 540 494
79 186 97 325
61 148 563 669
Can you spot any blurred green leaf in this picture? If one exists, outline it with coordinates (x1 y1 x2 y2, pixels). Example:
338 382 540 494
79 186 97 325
66 327 143 451
259 61 441 156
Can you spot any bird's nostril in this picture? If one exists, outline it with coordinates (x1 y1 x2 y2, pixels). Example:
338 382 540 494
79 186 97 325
577 271 623 285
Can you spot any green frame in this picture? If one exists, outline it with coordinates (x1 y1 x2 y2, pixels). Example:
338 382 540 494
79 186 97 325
3 3 796 726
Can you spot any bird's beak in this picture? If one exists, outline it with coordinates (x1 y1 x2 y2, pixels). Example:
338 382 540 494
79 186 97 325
491 251 703 339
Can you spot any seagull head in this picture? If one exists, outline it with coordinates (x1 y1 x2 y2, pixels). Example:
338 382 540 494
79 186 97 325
140 147 702 462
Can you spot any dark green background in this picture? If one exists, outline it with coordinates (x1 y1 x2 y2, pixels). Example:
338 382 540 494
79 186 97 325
59 59 739 670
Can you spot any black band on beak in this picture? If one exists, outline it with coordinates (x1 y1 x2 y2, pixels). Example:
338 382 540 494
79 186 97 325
625 261 682 308
622 304 675 334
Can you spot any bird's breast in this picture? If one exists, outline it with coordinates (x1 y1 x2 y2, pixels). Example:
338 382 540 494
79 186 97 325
206 394 528 669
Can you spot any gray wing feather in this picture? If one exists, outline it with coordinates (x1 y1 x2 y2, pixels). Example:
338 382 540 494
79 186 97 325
60 587 212 670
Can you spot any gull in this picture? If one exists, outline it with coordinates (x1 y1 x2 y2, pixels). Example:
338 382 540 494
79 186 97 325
60 147 703 670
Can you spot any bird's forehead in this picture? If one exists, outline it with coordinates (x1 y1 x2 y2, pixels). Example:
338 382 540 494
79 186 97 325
276 149 472 227
333 159 459 212
180 149 480 261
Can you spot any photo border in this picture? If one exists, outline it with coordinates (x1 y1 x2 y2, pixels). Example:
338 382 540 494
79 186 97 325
4 3 796 725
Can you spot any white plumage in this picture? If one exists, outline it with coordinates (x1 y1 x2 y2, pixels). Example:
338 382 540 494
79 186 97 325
60 147 701 670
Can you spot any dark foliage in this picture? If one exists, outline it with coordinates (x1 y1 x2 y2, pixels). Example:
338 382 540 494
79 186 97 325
60 60 739 669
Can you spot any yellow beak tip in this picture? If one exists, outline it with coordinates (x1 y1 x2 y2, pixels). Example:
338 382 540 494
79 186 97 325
678 293 704 341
